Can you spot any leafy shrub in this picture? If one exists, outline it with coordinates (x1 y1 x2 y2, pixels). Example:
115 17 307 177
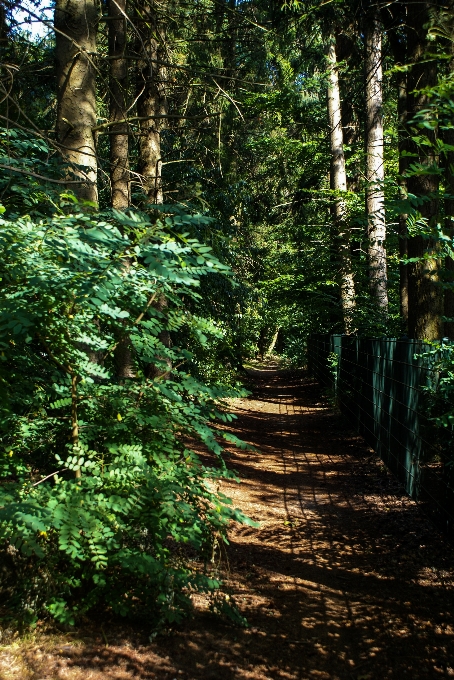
0 203 253 627
418 341 454 462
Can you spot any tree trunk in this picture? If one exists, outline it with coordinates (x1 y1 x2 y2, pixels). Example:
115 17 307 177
443 3 454 339
146 294 172 379
55 0 99 204
266 327 280 357
397 69 409 328
0 3 8 43
365 10 387 312
327 36 356 334
134 3 171 378
136 2 167 203
443 139 454 338
107 0 133 377
406 2 442 340
384 3 409 328
108 0 130 210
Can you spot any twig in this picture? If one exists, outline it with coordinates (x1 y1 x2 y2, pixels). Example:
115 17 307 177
32 469 68 487
210 0 270 32
37 334 72 376
92 112 220 132
100 626 109 647
135 291 158 324
155 360 186 382
162 159 196 166
212 79 245 121
0 163 83 185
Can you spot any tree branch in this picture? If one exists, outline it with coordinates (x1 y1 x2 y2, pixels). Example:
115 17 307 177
32 469 69 487
37 334 73 376
0 163 83 185
92 112 220 132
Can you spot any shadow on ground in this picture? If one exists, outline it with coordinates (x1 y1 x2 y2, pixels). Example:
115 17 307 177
2 370 454 680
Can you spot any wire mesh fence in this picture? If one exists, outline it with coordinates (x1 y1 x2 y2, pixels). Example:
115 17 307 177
308 334 454 537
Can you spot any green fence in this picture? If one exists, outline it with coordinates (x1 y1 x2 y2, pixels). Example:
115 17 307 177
308 334 454 537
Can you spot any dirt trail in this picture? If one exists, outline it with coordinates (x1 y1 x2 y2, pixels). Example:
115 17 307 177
2 369 454 680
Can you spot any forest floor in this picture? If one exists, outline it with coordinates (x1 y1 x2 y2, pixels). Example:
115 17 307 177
2 366 454 680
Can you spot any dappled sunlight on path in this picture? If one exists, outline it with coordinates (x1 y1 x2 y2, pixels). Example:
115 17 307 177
217 369 454 679
2 369 454 680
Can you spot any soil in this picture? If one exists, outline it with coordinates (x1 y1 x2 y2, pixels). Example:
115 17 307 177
1 367 454 680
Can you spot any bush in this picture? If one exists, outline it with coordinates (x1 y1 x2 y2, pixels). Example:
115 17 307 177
0 203 253 627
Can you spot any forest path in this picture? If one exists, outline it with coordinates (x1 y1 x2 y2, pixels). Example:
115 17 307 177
3 369 454 680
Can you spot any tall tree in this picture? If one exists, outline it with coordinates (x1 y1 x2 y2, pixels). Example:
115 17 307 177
406 1 443 340
440 0 454 338
327 34 356 333
55 0 99 204
135 0 167 203
385 2 409 328
443 143 454 338
108 0 130 210
397 65 409 328
365 7 387 312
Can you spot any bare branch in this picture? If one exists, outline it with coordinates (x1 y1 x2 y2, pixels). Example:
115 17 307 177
0 163 83 185
92 112 221 132
32 469 69 487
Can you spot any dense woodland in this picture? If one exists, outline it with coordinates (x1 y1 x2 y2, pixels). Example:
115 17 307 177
1 0 454 628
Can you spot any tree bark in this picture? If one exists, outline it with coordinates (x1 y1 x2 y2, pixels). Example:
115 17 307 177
383 3 409 328
134 2 171 378
136 2 167 203
266 327 280 357
397 69 409 328
327 36 356 334
108 0 130 210
406 1 442 340
365 10 388 312
443 2 454 338
0 3 8 43
443 142 454 338
55 0 99 204
146 294 172 379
